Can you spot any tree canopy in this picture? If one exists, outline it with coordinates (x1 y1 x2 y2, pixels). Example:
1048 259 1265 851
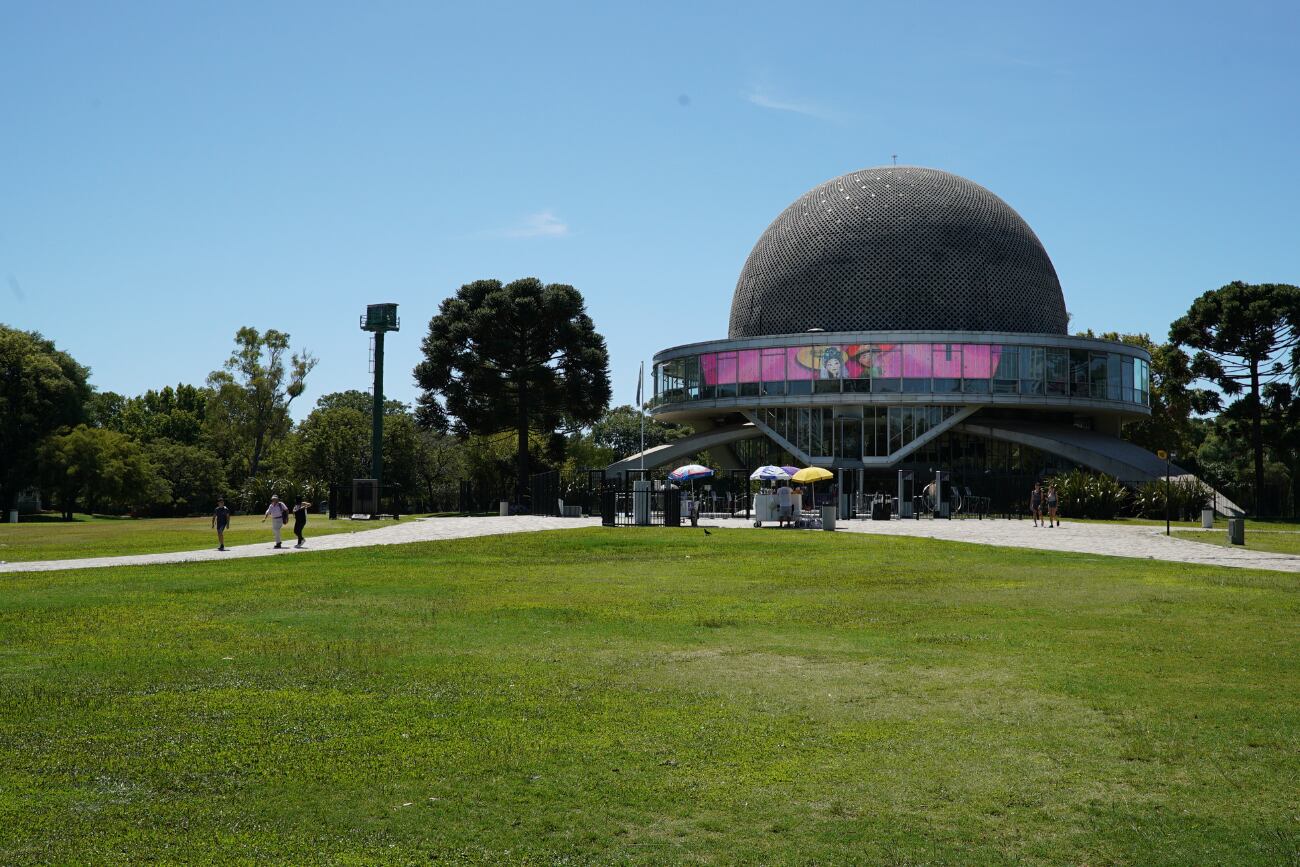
1170 281 1300 511
39 425 167 518
205 327 317 480
590 404 688 459
0 325 92 513
413 278 611 499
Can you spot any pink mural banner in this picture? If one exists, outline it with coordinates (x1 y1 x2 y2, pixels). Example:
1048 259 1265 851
698 343 1004 386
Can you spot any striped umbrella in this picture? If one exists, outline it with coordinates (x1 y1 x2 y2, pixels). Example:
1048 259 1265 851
750 465 792 482
668 464 714 483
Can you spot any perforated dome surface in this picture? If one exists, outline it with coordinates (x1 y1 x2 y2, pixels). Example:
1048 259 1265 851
728 166 1069 337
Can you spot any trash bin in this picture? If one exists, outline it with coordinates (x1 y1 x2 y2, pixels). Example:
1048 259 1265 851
6 510 16 525
1228 517 1245 546
1201 508 1214 529
820 504 837 531
499 500 509 517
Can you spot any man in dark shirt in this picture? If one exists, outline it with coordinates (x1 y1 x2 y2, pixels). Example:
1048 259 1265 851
212 498 231 551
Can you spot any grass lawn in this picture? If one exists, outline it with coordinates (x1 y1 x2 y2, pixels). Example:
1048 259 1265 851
0 513 432 563
1173 528 1300 556
1 529 1296 864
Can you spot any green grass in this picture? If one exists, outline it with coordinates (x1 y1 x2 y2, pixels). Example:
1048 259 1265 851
0 513 433 562
1 529 1296 864
1173 528 1300 556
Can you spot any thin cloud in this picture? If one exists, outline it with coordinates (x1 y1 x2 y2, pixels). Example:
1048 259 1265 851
745 86 840 122
496 210 570 239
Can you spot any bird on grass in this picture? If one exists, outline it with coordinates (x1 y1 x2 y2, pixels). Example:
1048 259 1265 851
703 529 711 536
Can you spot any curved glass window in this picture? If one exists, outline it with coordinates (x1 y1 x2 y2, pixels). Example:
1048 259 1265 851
933 344 961 393
666 342 1148 408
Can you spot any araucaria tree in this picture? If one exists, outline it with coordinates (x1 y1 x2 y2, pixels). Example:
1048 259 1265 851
206 327 317 480
414 278 611 500
1170 281 1300 512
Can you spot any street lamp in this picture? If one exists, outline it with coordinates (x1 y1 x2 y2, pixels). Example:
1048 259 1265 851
1160 450 1178 536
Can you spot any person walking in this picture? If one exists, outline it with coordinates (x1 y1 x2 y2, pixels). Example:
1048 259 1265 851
1030 482 1043 527
262 495 290 548
212 497 231 551
291 498 312 548
1046 484 1060 527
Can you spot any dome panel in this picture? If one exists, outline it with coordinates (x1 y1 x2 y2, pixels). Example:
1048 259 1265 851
728 167 1069 337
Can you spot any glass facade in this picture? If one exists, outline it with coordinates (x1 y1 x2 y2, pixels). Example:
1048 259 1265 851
757 405 962 460
657 342 1149 408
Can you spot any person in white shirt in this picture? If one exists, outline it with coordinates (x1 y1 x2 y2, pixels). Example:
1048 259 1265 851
777 484 793 528
261 495 290 548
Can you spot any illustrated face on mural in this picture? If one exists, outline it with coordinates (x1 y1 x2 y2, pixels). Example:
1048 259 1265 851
820 347 843 379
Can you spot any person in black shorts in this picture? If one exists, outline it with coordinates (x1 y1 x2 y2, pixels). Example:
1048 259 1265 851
1030 483 1043 527
1046 484 1059 527
212 498 231 551
291 498 312 548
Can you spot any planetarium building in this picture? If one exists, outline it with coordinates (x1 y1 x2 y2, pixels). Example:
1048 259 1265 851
612 166 1179 509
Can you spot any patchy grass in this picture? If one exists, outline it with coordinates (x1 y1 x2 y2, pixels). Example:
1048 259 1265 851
1173 528 1300 556
0 513 433 562
0 529 1296 864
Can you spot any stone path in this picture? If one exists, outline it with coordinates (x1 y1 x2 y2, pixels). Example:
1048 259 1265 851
0 516 602 574
4 515 1297 575
728 517 1300 573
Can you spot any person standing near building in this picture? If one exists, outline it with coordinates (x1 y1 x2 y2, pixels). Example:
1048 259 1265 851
1046 484 1059 527
291 498 312 548
1030 482 1043 527
262 495 290 548
212 498 231 551
777 483 793 528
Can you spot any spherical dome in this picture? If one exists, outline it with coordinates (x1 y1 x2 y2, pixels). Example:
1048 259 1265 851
728 166 1069 338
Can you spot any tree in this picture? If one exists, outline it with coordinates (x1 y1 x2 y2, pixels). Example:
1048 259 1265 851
414 278 611 500
1170 282 1300 513
0 325 92 517
414 428 465 509
205 327 317 481
97 384 213 446
590 404 688 459
294 406 371 485
1263 380 1300 515
381 412 423 498
39 425 169 518
314 389 408 417
144 439 227 515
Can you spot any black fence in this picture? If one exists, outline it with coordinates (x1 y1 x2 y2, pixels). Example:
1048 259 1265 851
600 481 682 527
457 480 511 515
328 482 406 520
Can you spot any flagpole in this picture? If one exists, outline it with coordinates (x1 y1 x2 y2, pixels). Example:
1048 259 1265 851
638 361 645 472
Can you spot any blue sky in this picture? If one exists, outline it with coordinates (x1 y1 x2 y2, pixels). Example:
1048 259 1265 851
3 0 1298 418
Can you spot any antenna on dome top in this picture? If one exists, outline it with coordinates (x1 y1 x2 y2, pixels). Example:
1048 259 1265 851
892 154 898 166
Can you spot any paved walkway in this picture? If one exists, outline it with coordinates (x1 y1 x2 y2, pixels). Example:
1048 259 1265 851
0 516 602 574
3 515 1297 575
732 517 1300 573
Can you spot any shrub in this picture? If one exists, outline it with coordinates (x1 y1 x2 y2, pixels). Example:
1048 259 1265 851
1045 469 1129 519
1133 477 1212 521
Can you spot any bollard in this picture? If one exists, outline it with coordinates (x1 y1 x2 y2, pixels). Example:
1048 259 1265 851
1227 517 1245 546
